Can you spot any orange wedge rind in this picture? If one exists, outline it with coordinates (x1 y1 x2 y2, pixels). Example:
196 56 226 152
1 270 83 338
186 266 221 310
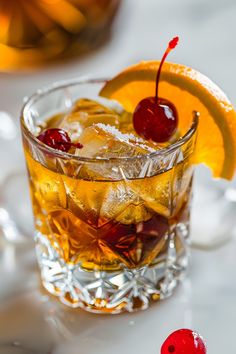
100 61 236 180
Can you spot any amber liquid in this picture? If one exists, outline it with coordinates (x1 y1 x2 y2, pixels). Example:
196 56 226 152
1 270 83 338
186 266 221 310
25 148 192 271
0 0 120 70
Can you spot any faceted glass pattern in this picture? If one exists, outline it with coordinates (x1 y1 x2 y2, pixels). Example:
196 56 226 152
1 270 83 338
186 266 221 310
21 79 198 313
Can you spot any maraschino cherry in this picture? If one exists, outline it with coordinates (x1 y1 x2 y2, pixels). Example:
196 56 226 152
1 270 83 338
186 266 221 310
161 329 207 354
133 37 179 143
37 128 83 152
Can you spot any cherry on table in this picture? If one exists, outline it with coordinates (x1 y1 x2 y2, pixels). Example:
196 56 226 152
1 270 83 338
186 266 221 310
133 36 179 143
161 329 207 354
37 128 83 152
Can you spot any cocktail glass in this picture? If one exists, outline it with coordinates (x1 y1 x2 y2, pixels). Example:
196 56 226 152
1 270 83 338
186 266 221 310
21 78 198 313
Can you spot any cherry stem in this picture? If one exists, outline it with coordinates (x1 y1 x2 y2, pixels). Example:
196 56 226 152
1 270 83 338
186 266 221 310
155 36 179 104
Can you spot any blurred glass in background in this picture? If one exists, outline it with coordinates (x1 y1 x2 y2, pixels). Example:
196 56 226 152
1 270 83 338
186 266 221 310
0 0 121 71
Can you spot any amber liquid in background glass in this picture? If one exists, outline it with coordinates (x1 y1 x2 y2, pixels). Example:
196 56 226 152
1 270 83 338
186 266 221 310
25 136 193 272
0 0 121 70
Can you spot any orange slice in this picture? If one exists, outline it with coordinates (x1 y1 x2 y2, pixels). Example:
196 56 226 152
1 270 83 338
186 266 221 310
100 61 236 180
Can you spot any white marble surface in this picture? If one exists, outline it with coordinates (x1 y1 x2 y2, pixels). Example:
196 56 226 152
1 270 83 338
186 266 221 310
0 0 236 353
1 237 236 353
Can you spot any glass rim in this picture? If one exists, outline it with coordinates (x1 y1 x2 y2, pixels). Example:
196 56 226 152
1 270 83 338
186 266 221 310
21 77 199 163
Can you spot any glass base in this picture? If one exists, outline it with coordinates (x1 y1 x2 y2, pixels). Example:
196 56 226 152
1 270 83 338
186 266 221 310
35 232 188 314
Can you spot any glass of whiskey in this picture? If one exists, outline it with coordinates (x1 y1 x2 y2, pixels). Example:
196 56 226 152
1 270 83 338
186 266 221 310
21 78 198 313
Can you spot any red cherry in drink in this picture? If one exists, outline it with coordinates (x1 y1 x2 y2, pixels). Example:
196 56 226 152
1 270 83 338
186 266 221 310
161 329 207 354
133 37 179 143
133 97 178 142
37 128 83 152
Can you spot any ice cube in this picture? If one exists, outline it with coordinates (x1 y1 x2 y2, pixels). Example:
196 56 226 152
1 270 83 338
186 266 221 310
77 123 156 159
127 160 194 218
59 98 120 142
75 123 157 180
59 176 152 227
99 181 153 225
129 173 171 217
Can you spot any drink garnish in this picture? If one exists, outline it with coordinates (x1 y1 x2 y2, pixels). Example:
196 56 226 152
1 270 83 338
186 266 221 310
37 128 83 152
133 37 179 143
100 45 236 179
